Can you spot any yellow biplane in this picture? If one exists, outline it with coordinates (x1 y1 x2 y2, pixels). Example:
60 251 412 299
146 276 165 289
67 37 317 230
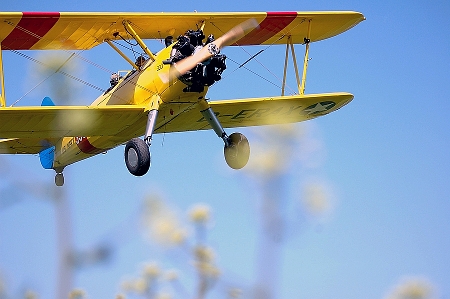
0 11 364 186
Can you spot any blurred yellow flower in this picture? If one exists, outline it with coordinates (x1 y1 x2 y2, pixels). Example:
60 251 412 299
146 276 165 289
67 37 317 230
69 289 85 299
24 290 38 299
228 288 243 298
302 181 333 216
120 278 134 292
193 246 221 278
194 246 215 262
156 292 172 299
194 262 221 278
141 195 187 247
133 278 148 294
189 204 211 224
384 277 437 299
164 269 179 281
245 147 287 175
244 124 309 176
171 228 188 245
142 262 160 278
33 52 81 106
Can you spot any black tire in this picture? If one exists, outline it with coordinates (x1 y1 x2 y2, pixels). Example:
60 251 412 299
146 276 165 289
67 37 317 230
125 138 150 176
224 132 250 169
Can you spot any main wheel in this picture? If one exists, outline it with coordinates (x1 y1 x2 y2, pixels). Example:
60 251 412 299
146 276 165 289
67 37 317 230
224 132 250 169
125 138 150 176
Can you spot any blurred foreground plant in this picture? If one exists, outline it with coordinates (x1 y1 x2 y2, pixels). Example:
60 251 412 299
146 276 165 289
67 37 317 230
123 196 221 299
384 277 437 299
243 123 333 299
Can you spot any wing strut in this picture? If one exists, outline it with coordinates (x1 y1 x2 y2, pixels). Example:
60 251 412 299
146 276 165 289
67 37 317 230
105 21 159 70
123 21 157 62
300 20 312 95
281 19 312 96
0 44 5 107
281 36 301 96
105 39 140 70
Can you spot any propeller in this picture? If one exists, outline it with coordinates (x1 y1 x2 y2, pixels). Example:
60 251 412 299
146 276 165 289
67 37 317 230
161 19 259 83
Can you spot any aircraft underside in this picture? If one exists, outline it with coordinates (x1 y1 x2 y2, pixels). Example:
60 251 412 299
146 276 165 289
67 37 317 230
51 27 251 186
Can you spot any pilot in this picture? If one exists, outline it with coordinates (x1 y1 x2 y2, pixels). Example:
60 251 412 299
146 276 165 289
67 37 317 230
104 72 121 94
135 56 146 69
110 73 119 87
164 36 174 47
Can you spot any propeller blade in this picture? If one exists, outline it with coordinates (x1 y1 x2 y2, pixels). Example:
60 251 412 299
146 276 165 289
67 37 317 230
164 19 259 81
213 18 259 48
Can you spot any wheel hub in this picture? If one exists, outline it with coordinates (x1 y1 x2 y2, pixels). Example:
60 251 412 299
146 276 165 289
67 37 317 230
127 148 139 168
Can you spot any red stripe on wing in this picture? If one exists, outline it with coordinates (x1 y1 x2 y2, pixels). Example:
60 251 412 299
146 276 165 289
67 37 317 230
1 12 60 50
236 12 297 45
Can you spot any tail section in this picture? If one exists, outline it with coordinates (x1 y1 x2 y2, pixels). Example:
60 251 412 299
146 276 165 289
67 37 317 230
41 96 55 106
39 97 56 169
39 146 55 169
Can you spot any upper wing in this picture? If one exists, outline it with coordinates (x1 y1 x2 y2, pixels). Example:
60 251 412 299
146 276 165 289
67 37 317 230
154 92 353 133
0 11 364 50
0 105 148 139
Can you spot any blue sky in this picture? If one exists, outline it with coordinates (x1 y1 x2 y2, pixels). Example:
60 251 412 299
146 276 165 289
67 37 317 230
0 1 449 299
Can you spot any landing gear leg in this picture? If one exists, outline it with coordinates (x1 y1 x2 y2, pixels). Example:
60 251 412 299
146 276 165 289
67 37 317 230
143 109 158 147
124 109 158 176
200 101 250 169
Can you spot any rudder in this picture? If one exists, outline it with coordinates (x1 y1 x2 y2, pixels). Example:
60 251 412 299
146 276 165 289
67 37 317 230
39 96 56 169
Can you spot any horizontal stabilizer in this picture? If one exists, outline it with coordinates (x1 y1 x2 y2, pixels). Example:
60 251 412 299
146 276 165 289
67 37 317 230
0 138 56 154
39 145 55 169
41 96 55 106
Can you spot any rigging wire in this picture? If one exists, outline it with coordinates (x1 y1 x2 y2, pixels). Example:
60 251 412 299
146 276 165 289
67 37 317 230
75 54 114 74
6 20 117 75
3 16 306 106
2 21 120 105
224 56 282 89
110 39 144 60
210 19 307 95
4 20 153 105
9 53 76 106
121 23 139 47
2 18 160 128
7 48 105 95
238 19 307 95
8 46 158 107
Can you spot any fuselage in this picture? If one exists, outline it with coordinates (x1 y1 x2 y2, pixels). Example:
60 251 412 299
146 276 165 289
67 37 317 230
51 43 209 171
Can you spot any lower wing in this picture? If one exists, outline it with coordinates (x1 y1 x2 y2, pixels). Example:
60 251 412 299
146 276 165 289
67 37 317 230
0 93 353 153
155 92 353 133
0 105 149 154
0 105 148 139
